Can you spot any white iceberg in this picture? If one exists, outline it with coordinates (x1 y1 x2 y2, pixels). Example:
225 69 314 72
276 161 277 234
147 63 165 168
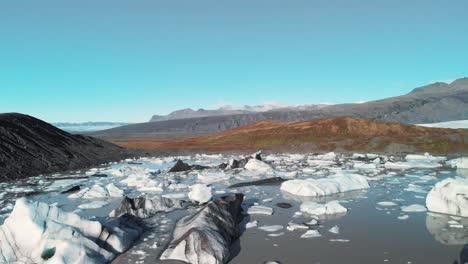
300 201 347 215
247 205 274 215
68 183 123 199
300 230 322 238
281 174 370 197
426 177 468 217
197 170 230 183
0 198 142 263
244 159 274 173
401 204 427 212
447 157 468 169
188 184 212 204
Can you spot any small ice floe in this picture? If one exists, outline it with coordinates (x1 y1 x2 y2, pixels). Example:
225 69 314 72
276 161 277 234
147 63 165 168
404 183 426 194
316 152 336 160
197 170 230 184
0 192 6 199
329 239 350 242
447 157 468 169
353 162 377 170
397 215 409 220
262 198 274 203
69 183 123 199
328 225 340 234
247 205 274 215
121 173 163 192
245 220 258 229
287 222 309 231
281 174 369 197
300 230 322 238
426 177 468 217
188 184 212 204
44 179 87 192
258 225 284 232
244 159 274 174
300 201 347 216
405 153 446 163
401 204 427 213
268 232 285 237
377 201 398 207
78 201 110 209
305 218 319 226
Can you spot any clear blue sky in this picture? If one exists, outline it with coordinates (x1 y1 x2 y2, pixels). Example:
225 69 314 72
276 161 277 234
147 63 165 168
1 0 467 122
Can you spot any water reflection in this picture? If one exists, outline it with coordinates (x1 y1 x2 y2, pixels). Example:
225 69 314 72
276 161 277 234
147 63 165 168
426 213 468 245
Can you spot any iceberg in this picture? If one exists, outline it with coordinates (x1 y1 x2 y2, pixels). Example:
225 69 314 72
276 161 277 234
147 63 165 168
188 184 212 204
426 178 468 217
0 198 142 263
281 174 369 197
300 201 347 216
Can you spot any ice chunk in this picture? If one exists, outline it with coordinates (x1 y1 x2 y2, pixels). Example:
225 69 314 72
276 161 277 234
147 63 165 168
405 153 446 162
377 201 398 207
426 177 468 217
245 220 258 229
328 225 340 234
188 184 212 204
109 196 185 218
300 201 347 216
281 174 369 197
258 225 284 232
287 222 309 231
447 157 468 169
398 215 409 220
69 183 123 199
160 194 244 264
401 204 427 212
0 198 142 263
300 230 321 238
353 162 377 170
244 159 274 173
247 205 273 215
197 170 230 184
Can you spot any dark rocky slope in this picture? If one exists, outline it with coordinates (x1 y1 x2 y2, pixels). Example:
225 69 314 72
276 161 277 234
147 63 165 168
0 113 132 181
92 78 468 139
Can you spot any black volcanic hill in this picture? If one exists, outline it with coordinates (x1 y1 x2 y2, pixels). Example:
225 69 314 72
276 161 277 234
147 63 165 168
92 78 468 139
0 113 132 181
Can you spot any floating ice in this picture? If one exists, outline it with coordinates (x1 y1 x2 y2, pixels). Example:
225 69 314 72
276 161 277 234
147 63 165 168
301 230 322 238
247 205 274 215
377 201 398 207
300 201 347 216
447 157 468 169
401 204 427 212
405 153 446 162
258 225 284 232
328 225 340 234
68 183 123 199
245 220 258 229
281 174 369 197
0 198 142 263
197 170 230 184
244 159 274 174
287 222 309 231
353 162 377 170
426 177 468 217
188 184 212 204
398 215 409 220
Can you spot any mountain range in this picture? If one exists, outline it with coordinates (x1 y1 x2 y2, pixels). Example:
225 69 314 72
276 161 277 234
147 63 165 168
149 103 330 122
92 77 468 139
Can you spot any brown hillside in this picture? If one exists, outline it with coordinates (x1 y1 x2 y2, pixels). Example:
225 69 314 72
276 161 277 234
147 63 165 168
113 117 468 154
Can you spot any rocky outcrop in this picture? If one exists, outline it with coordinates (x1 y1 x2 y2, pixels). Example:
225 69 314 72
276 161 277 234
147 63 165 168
109 195 187 218
160 194 244 264
0 113 132 182
169 160 210 173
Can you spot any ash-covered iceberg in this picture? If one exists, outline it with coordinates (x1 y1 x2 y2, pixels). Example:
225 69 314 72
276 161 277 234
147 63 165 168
109 195 186 218
280 174 370 197
160 193 244 264
0 198 143 263
426 177 468 217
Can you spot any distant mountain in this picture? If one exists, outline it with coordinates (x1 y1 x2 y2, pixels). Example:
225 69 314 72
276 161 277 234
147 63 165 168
149 103 330 122
0 113 132 181
113 117 468 154
93 77 468 139
53 122 131 132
